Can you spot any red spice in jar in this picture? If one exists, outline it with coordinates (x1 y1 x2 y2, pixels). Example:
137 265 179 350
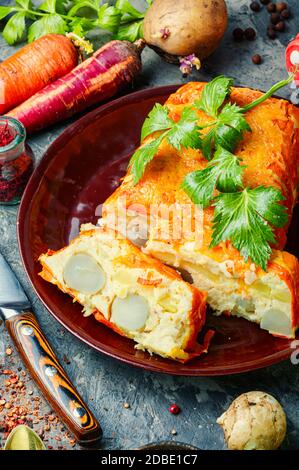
0 117 34 205
0 152 33 203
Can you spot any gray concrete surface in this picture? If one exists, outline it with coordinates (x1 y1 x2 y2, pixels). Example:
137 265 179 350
0 0 299 450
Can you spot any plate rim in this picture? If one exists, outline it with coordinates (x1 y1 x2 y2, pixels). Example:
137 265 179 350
17 84 294 376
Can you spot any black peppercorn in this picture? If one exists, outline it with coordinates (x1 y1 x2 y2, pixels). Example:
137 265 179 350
274 20 285 31
232 28 244 41
267 3 276 12
260 0 270 4
244 27 256 40
267 25 276 39
252 54 262 64
276 2 288 12
281 9 290 19
250 1 261 12
271 12 281 24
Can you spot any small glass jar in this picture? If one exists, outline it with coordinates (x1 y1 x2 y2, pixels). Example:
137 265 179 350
0 117 34 206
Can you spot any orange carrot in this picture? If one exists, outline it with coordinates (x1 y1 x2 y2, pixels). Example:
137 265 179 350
8 40 145 134
0 34 78 115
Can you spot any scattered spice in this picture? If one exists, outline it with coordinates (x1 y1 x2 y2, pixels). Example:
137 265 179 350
250 1 261 12
244 27 256 40
267 2 276 12
169 404 181 415
252 53 262 64
63 354 71 365
123 402 130 409
274 20 285 31
281 9 290 18
5 348 12 356
232 28 244 42
270 12 281 24
267 25 277 39
171 429 177 435
276 2 288 12
0 349 78 449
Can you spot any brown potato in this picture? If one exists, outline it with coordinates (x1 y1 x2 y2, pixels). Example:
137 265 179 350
217 392 287 450
143 0 228 62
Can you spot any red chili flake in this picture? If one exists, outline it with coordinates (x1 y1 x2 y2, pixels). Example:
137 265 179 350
0 152 33 203
0 119 14 147
169 404 181 415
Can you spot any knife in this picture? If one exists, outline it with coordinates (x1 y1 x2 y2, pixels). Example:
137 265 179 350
0 252 102 448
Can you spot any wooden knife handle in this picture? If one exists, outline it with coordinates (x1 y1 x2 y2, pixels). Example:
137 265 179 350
6 310 102 447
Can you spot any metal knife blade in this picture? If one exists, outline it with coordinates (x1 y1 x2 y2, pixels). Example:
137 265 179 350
0 251 102 446
0 252 31 311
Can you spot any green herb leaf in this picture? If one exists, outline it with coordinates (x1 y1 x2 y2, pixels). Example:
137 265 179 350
213 147 244 192
55 0 67 15
181 166 218 208
132 104 201 183
2 12 26 45
96 4 121 33
243 186 288 228
211 187 287 270
129 134 165 184
181 147 244 207
196 76 234 118
115 20 143 41
0 6 14 21
141 103 173 141
39 0 57 13
69 16 95 37
219 103 251 134
67 1 99 17
200 129 214 160
116 0 144 19
199 103 252 159
242 75 294 113
28 13 67 42
167 107 202 151
16 0 30 8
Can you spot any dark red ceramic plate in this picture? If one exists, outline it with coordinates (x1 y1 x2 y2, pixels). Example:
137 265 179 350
18 85 299 376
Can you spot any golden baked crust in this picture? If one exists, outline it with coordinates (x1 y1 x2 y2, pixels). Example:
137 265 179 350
103 83 299 337
105 82 299 252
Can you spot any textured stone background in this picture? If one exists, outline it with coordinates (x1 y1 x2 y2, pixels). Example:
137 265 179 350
1 0 299 450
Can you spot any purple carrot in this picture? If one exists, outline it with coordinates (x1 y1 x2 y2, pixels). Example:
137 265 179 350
8 39 145 134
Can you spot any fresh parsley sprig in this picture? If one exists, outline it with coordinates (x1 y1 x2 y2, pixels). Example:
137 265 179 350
181 146 244 208
192 76 251 159
129 74 293 269
211 187 288 270
129 104 202 184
